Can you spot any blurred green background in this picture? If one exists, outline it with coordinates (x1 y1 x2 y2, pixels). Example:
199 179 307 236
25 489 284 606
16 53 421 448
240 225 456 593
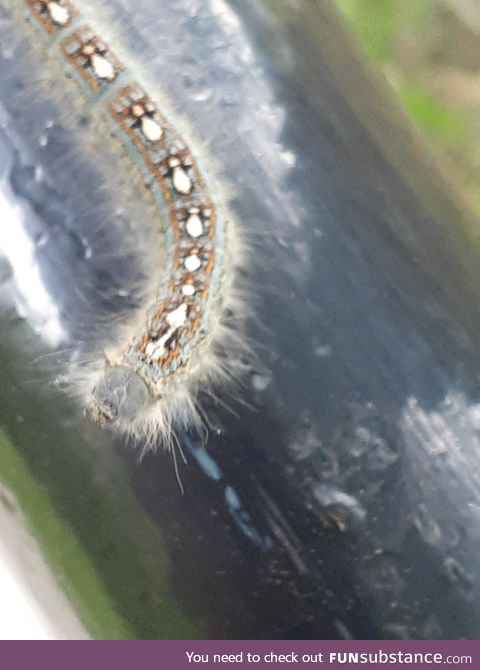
335 0 480 216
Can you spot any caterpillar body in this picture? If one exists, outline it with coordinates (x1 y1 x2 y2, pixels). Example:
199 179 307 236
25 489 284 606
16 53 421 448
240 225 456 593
18 0 249 447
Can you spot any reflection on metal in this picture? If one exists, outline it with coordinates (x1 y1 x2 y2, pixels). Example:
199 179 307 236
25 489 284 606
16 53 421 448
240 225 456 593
185 435 269 550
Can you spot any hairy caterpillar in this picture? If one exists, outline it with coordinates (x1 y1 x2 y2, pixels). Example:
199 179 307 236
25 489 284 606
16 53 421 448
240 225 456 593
17 0 249 448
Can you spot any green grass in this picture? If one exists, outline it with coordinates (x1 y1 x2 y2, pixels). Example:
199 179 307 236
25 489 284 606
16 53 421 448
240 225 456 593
335 0 434 64
398 83 469 145
334 0 470 137
335 0 478 220
0 429 132 639
335 0 397 64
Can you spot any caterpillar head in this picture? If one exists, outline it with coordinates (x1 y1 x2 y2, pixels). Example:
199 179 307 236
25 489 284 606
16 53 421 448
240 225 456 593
87 365 151 428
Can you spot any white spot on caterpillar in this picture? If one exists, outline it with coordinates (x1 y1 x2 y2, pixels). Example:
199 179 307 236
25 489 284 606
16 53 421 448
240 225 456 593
145 332 171 359
166 303 187 329
182 283 196 297
47 1 70 26
90 53 116 81
144 306 187 360
186 213 203 238
130 103 164 142
184 254 201 272
169 158 192 195
140 116 163 142
131 103 144 118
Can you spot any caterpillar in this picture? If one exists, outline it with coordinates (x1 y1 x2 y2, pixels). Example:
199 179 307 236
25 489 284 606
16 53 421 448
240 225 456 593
17 0 249 448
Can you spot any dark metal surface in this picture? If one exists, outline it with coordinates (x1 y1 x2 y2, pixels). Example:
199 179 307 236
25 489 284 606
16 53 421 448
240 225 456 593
1 0 480 639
